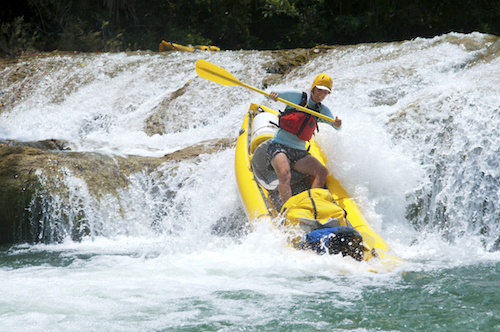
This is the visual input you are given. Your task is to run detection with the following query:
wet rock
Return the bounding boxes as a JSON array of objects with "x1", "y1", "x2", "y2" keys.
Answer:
[
  {"x1": 143, "y1": 81, "x2": 192, "y2": 136},
  {"x1": 0, "y1": 138, "x2": 235, "y2": 245},
  {"x1": 161, "y1": 138, "x2": 235, "y2": 162},
  {"x1": 1, "y1": 139, "x2": 71, "y2": 151},
  {"x1": 261, "y1": 45, "x2": 335, "y2": 88}
]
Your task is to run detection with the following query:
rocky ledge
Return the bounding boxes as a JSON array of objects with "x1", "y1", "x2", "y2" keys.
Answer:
[{"x1": 0, "y1": 138, "x2": 235, "y2": 245}]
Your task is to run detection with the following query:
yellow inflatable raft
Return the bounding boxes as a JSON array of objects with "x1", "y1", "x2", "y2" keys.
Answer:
[
  {"x1": 235, "y1": 103, "x2": 401, "y2": 267},
  {"x1": 159, "y1": 40, "x2": 220, "y2": 52}
]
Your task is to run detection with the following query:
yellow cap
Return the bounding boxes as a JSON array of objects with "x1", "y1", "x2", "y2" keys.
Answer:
[{"x1": 311, "y1": 74, "x2": 332, "y2": 92}]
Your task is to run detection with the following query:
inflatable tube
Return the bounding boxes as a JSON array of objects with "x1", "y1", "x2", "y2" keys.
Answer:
[{"x1": 235, "y1": 103, "x2": 402, "y2": 270}]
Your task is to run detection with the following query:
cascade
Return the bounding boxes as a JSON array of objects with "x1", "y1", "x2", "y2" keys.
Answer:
[{"x1": 1, "y1": 33, "x2": 500, "y2": 250}]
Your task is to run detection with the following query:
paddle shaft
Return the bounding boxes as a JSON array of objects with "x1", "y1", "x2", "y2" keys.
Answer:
[
  {"x1": 195, "y1": 59, "x2": 335, "y2": 123},
  {"x1": 239, "y1": 82, "x2": 335, "y2": 123}
]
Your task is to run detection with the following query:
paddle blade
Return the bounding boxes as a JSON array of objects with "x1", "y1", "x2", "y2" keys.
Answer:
[{"x1": 195, "y1": 59, "x2": 241, "y2": 86}]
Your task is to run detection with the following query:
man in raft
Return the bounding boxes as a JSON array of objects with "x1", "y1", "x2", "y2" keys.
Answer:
[{"x1": 266, "y1": 74, "x2": 342, "y2": 205}]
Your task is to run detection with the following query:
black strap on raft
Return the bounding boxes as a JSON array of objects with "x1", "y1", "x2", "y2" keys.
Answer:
[
  {"x1": 307, "y1": 189, "x2": 318, "y2": 220},
  {"x1": 308, "y1": 188, "x2": 349, "y2": 225}
]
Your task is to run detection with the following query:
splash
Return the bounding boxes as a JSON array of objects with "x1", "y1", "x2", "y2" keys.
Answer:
[{"x1": 1, "y1": 33, "x2": 500, "y2": 256}]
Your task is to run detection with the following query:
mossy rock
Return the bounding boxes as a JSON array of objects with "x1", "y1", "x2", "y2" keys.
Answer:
[
  {"x1": 261, "y1": 45, "x2": 337, "y2": 88},
  {"x1": 0, "y1": 138, "x2": 235, "y2": 245}
]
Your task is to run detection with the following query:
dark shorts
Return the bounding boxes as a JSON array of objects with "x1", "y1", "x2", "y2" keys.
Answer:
[{"x1": 267, "y1": 142, "x2": 310, "y2": 170}]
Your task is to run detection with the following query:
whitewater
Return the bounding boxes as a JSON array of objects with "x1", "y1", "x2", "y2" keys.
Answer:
[{"x1": 1, "y1": 32, "x2": 500, "y2": 331}]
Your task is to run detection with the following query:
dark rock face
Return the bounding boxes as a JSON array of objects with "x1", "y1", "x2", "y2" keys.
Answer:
[{"x1": 0, "y1": 138, "x2": 235, "y2": 245}]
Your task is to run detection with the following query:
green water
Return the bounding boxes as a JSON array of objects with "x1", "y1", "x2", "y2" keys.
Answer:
[{"x1": 1, "y1": 243, "x2": 499, "y2": 332}]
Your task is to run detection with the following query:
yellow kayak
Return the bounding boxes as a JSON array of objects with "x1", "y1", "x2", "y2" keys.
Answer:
[
  {"x1": 159, "y1": 40, "x2": 220, "y2": 52},
  {"x1": 235, "y1": 103, "x2": 401, "y2": 267}
]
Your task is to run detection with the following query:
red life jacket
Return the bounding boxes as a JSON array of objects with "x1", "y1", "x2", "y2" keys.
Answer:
[{"x1": 278, "y1": 92, "x2": 320, "y2": 141}]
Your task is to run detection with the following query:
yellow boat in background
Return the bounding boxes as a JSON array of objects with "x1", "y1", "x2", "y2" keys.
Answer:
[
  {"x1": 159, "y1": 40, "x2": 220, "y2": 52},
  {"x1": 236, "y1": 103, "x2": 401, "y2": 268}
]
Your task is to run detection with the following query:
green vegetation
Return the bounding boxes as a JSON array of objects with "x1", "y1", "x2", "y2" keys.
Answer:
[{"x1": 1, "y1": 0, "x2": 500, "y2": 55}]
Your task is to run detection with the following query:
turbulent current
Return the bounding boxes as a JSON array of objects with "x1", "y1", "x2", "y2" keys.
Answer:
[{"x1": 1, "y1": 32, "x2": 500, "y2": 331}]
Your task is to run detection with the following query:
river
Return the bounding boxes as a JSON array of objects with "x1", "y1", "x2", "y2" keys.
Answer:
[{"x1": 1, "y1": 32, "x2": 500, "y2": 331}]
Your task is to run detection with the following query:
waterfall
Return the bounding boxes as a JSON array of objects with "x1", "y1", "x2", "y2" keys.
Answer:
[{"x1": 1, "y1": 33, "x2": 500, "y2": 251}]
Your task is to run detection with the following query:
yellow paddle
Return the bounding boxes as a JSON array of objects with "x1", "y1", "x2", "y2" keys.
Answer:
[{"x1": 195, "y1": 59, "x2": 336, "y2": 123}]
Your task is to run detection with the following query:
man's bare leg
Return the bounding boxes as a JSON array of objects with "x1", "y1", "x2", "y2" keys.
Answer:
[
  {"x1": 292, "y1": 155, "x2": 328, "y2": 189},
  {"x1": 270, "y1": 152, "x2": 292, "y2": 204}
]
